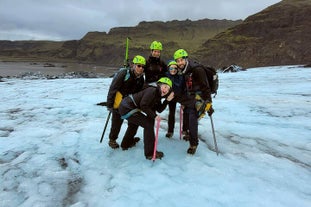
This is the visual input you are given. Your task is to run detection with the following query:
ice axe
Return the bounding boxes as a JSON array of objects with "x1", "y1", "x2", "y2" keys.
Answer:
[{"x1": 209, "y1": 115, "x2": 219, "y2": 156}]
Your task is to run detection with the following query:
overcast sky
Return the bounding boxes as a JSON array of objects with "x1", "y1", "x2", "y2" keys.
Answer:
[{"x1": 0, "y1": 0, "x2": 281, "y2": 41}]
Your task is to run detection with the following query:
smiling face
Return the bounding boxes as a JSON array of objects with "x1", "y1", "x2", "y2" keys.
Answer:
[
  {"x1": 169, "y1": 64, "x2": 178, "y2": 75},
  {"x1": 160, "y1": 84, "x2": 171, "y2": 96},
  {"x1": 133, "y1": 64, "x2": 145, "y2": 76},
  {"x1": 176, "y1": 58, "x2": 186, "y2": 70},
  {"x1": 151, "y1": 50, "x2": 161, "y2": 58}
]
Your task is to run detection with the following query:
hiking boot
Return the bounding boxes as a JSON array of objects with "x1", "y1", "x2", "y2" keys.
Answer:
[
  {"x1": 182, "y1": 131, "x2": 188, "y2": 135},
  {"x1": 182, "y1": 131, "x2": 190, "y2": 141},
  {"x1": 121, "y1": 137, "x2": 140, "y2": 150},
  {"x1": 133, "y1": 137, "x2": 140, "y2": 144},
  {"x1": 165, "y1": 132, "x2": 173, "y2": 138},
  {"x1": 187, "y1": 145, "x2": 197, "y2": 155},
  {"x1": 108, "y1": 139, "x2": 119, "y2": 149},
  {"x1": 146, "y1": 151, "x2": 164, "y2": 160}
]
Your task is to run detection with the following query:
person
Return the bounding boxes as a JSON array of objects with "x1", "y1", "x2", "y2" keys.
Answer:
[
  {"x1": 173, "y1": 49, "x2": 214, "y2": 155},
  {"x1": 118, "y1": 77, "x2": 174, "y2": 160},
  {"x1": 106, "y1": 55, "x2": 146, "y2": 150},
  {"x1": 144, "y1": 41, "x2": 168, "y2": 84},
  {"x1": 164, "y1": 60, "x2": 189, "y2": 139}
]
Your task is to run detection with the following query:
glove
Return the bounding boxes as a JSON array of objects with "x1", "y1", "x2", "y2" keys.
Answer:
[
  {"x1": 207, "y1": 105, "x2": 214, "y2": 116},
  {"x1": 197, "y1": 101, "x2": 212, "y2": 120},
  {"x1": 107, "y1": 107, "x2": 113, "y2": 112},
  {"x1": 195, "y1": 94, "x2": 202, "y2": 101},
  {"x1": 195, "y1": 94, "x2": 204, "y2": 112},
  {"x1": 195, "y1": 100, "x2": 203, "y2": 112}
]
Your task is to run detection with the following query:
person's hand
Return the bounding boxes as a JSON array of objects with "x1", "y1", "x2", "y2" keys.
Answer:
[
  {"x1": 197, "y1": 101, "x2": 212, "y2": 119},
  {"x1": 155, "y1": 115, "x2": 161, "y2": 122},
  {"x1": 107, "y1": 107, "x2": 113, "y2": 112},
  {"x1": 195, "y1": 94, "x2": 202, "y2": 101},
  {"x1": 207, "y1": 105, "x2": 214, "y2": 116},
  {"x1": 167, "y1": 91, "x2": 174, "y2": 101}
]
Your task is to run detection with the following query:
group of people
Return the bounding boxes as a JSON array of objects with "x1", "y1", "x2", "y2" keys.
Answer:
[{"x1": 106, "y1": 41, "x2": 214, "y2": 160}]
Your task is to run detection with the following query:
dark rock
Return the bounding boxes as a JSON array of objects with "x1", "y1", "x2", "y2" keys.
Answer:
[
  {"x1": 221, "y1": 65, "x2": 246, "y2": 73},
  {"x1": 195, "y1": 0, "x2": 311, "y2": 68},
  {"x1": 43, "y1": 63, "x2": 55, "y2": 67},
  {"x1": 12, "y1": 71, "x2": 104, "y2": 80}
]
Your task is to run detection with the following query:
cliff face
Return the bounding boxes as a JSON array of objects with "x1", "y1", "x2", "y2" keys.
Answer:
[
  {"x1": 0, "y1": 19, "x2": 241, "y2": 66},
  {"x1": 68, "y1": 19, "x2": 242, "y2": 66},
  {"x1": 194, "y1": 0, "x2": 311, "y2": 68},
  {"x1": 0, "y1": 40, "x2": 63, "y2": 59}
]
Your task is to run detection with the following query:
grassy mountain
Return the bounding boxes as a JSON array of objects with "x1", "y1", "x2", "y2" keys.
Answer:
[
  {"x1": 0, "y1": 19, "x2": 241, "y2": 67},
  {"x1": 0, "y1": 0, "x2": 309, "y2": 69},
  {"x1": 81, "y1": 19, "x2": 241, "y2": 63},
  {"x1": 0, "y1": 40, "x2": 64, "y2": 61},
  {"x1": 194, "y1": 0, "x2": 311, "y2": 68}
]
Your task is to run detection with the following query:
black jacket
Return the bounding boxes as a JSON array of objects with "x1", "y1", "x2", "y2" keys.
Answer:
[
  {"x1": 107, "y1": 68, "x2": 144, "y2": 108},
  {"x1": 144, "y1": 56, "x2": 168, "y2": 83},
  {"x1": 183, "y1": 60, "x2": 212, "y2": 102},
  {"x1": 119, "y1": 86, "x2": 168, "y2": 119}
]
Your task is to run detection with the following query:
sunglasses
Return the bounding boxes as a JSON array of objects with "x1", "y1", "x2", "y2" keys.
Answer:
[
  {"x1": 169, "y1": 67, "x2": 177, "y2": 70},
  {"x1": 136, "y1": 64, "x2": 145, "y2": 68}
]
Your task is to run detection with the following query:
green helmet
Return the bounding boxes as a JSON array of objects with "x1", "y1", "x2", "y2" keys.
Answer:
[
  {"x1": 132, "y1": 55, "x2": 146, "y2": 65},
  {"x1": 150, "y1": 41, "x2": 163, "y2": 51},
  {"x1": 157, "y1": 77, "x2": 172, "y2": 88},
  {"x1": 174, "y1": 49, "x2": 188, "y2": 60},
  {"x1": 167, "y1": 60, "x2": 177, "y2": 67}
]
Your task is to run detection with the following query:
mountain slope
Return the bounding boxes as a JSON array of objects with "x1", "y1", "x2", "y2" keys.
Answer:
[
  {"x1": 0, "y1": 0, "x2": 310, "y2": 69},
  {"x1": 0, "y1": 19, "x2": 241, "y2": 66},
  {"x1": 194, "y1": 0, "x2": 311, "y2": 68},
  {"x1": 74, "y1": 19, "x2": 242, "y2": 66}
]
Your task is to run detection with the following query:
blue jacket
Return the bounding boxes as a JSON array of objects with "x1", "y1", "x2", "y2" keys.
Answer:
[{"x1": 166, "y1": 71, "x2": 185, "y2": 96}]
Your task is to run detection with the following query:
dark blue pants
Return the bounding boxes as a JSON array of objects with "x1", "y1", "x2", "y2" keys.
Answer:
[
  {"x1": 168, "y1": 101, "x2": 189, "y2": 133},
  {"x1": 185, "y1": 105, "x2": 199, "y2": 146},
  {"x1": 178, "y1": 94, "x2": 199, "y2": 146},
  {"x1": 168, "y1": 101, "x2": 177, "y2": 133}
]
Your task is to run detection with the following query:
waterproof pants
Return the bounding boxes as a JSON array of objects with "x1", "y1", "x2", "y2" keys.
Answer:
[
  {"x1": 167, "y1": 101, "x2": 177, "y2": 133},
  {"x1": 178, "y1": 94, "x2": 200, "y2": 146},
  {"x1": 121, "y1": 123, "x2": 139, "y2": 148},
  {"x1": 168, "y1": 101, "x2": 189, "y2": 133},
  {"x1": 108, "y1": 109, "x2": 124, "y2": 141},
  {"x1": 125, "y1": 112, "x2": 155, "y2": 157},
  {"x1": 184, "y1": 106, "x2": 199, "y2": 146}
]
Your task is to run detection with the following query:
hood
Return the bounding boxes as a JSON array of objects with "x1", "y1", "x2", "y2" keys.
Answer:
[{"x1": 182, "y1": 59, "x2": 201, "y2": 74}]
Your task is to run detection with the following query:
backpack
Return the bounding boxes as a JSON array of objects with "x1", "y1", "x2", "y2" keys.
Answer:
[
  {"x1": 111, "y1": 67, "x2": 131, "y2": 81},
  {"x1": 202, "y1": 65, "x2": 219, "y2": 97},
  {"x1": 110, "y1": 68, "x2": 131, "y2": 109},
  {"x1": 186, "y1": 63, "x2": 219, "y2": 98}
]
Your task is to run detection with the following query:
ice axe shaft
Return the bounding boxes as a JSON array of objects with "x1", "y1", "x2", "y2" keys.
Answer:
[
  {"x1": 124, "y1": 37, "x2": 131, "y2": 68},
  {"x1": 152, "y1": 118, "x2": 161, "y2": 161},
  {"x1": 99, "y1": 111, "x2": 112, "y2": 143},
  {"x1": 210, "y1": 115, "x2": 219, "y2": 156},
  {"x1": 180, "y1": 105, "x2": 183, "y2": 140}
]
